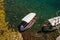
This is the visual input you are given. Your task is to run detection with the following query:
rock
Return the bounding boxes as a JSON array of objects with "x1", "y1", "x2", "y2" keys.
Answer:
[{"x1": 56, "y1": 36, "x2": 60, "y2": 40}]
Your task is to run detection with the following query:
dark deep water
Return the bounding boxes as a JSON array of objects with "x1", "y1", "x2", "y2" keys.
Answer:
[{"x1": 4, "y1": 0, "x2": 60, "y2": 31}]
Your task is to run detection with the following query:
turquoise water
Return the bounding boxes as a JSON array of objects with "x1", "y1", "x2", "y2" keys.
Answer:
[{"x1": 4, "y1": 0, "x2": 60, "y2": 31}]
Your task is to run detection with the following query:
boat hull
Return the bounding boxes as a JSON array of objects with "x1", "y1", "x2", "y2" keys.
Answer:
[{"x1": 19, "y1": 20, "x2": 36, "y2": 32}]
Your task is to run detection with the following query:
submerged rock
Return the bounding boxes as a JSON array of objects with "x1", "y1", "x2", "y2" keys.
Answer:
[{"x1": 0, "y1": 0, "x2": 23, "y2": 40}]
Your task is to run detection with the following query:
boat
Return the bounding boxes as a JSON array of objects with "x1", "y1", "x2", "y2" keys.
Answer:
[
  {"x1": 48, "y1": 16, "x2": 60, "y2": 26},
  {"x1": 18, "y1": 13, "x2": 36, "y2": 32},
  {"x1": 44, "y1": 16, "x2": 60, "y2": 32},
  {"x1": 38, "y1": 16, "x2": 60, "y2": 32}
]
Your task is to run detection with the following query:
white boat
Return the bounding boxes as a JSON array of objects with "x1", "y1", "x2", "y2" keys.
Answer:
[
  {"x1": 48, "y1": 16, "x2": 60, "y2": 26},
  {"x1": 18, "y1": 13, "x2": 36, "y2": 31}
]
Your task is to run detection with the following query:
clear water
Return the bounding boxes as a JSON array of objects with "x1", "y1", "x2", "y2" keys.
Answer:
[{"x1": 4, "y1": 0, "x2": 60, "y2": 31}]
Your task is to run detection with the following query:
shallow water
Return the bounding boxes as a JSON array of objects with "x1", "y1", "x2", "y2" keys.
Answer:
[
  {"x1": 3, "y1": 0, "x2": 60, "y2": 40},
  {"x1": 4, "y1": 0, "x2": 60, "y2": 29}
]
